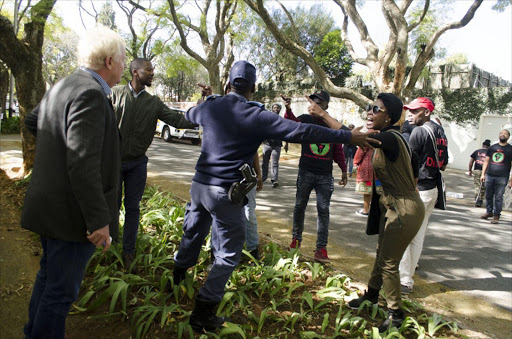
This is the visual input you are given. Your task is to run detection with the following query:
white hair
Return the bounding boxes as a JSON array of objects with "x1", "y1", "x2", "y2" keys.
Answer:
[{"x1": 77, "y1": 25, "x2": 126, "y2": 71}]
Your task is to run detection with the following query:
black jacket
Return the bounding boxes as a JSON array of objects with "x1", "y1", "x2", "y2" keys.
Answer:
[{"x1": 21, "y1": 69, "x2": 121, "y2": 242}]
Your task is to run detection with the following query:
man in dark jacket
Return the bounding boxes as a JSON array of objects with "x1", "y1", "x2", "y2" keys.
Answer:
[
  {"x1": 172, "y1": 60, "x2": 377, "y2": 333},
  {"x1": 111, "y1": 58, "x2": 196, "y2": 268},
  {"x1": 21, "y1": 26, "x2": 126, "y2": 338}
]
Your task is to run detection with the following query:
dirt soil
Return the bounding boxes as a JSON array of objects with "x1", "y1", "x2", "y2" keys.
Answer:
[{"x1": 0, "y1": 160, "x2": 510, "y2": 338}]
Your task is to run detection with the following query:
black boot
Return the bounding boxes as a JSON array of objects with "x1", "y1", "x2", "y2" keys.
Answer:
[
  {"x1": 173, "y1": 266, "x2": 187, "y2": 285},
  {"x1": 249, "y1": 249, "x2": 260, "y2": 261},
  {"x1": 165, "y1": 266, "x2": 187, "y2": 292},
  {"x1": 378, "y1": 308, "x2": 405, "y2": 333},
  {"x1": 189, "y1": 297, "x2": 231, "y2": 332},
  {"x1": 348, "y1": 287, "x2": 379, "y2": 309}
]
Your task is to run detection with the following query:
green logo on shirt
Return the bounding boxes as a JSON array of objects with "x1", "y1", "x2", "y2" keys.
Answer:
[
  {"x1": 310, "y1": 143, "x2": 330, "y2": 156},
  {"x1": 492, "y1": 152, "x2": 505, "y2": 163}
]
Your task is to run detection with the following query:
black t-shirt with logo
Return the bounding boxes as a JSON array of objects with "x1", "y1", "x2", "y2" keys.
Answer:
[
  {"x1": 470, "y1": 148, "x2": 488, "y2": 171},
  {"x1": 408, "y1": 121, "x2": 449, "y2": 191},
  {"x1": 486, "y1": 143, "x2": 512, "y2": 178},
  {"x1": 296, "y1": 114, "x2": 335, "y2": 175}
]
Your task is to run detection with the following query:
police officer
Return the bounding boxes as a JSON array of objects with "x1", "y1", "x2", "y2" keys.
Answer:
[{"x1": 172, "y1": 60, "x2": 378, "y2": 332}]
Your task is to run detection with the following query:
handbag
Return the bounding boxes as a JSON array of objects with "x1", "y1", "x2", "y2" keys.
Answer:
[
  {"x1": 422, "y1": 125, "x2": 446, "y2": 210},
  {"x1": 366, "y1": 185, "x2": 381, "y2": 235}
]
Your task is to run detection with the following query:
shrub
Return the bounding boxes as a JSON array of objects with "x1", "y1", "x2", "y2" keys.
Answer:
[{"x1": 1, "y1": 116, "x2": 21, "y2": 134}]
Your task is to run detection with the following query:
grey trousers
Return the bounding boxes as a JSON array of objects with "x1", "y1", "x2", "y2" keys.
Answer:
[{"x1": 261, "y1": 144, "x2": 281, "y2": 182}]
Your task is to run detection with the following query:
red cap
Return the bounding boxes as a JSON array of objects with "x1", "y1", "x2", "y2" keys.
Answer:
[{"x1": 404, "y1": 97, "x2": 434, "y2": 112}]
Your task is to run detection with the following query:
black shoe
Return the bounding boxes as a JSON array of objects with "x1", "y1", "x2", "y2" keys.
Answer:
[
  {"x1": 475, "y1": 199, "x2": 483, "y2": 207},
  {"x1": 348, "y1": 288, "x2": 379, "y2": 309},
  {"x1": 378, "y1": 308, "x2": 405, "y2": 333},
  {"x1": 189, "y1": 297, "x2": 231, "y2": 332},
  {"x1": 272, "y1": 181, "x2": 279, "y2": 188},
  {"x1": 122, "y1": 252, "x2": 135, "y2": 272},
  {"x1": 173, "y1": 266, "x2": 187, "y2": 285},
  {"x1": 165, "y1": 266, "x2": 187, "y2": 292},
  {"x1": 249, "y1": 249, "x2": 260, "y2": 261}
]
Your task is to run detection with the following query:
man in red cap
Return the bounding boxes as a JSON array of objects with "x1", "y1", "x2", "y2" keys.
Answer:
[{"x1": 399, "y1": 97, "x2": 448, "y2": 294}]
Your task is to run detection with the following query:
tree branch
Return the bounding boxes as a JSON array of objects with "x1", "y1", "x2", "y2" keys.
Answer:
[
  {"x1": 333, "y1": 0, "x2": 379, "y2": 62},
  {"x1": 277, "y1": 1, "x2": 299, "y2": 42},
  {"x1": 399, "y1": 0, "x2": 414, "y2": 14},
  {"x1": 244, "y1": 0, "x2": 371, "y2": 106},
  {"x1": 407, "y1": 0, "x2": 429, "y2": 32},
  {"x1": 167, "y1": 0, "x2": 207, "y2": 68},
  {"x1": 404, "y1": 0, "x2": 484, "y2": 96}
]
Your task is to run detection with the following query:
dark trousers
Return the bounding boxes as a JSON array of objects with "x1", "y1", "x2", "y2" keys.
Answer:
[
  {"x1": 24, "y1": 237, "x2": 95, "y2": 339},
  {"x1": 485, "y1": 174, "x2": 508, "y2": 216},
  {"x1": 292, "y1": 168, "x2": 334, "y2": 250},
  {"x1": 119, "y1": 156, "x2": 148, "y2": 254},
  {"x1": 174, "y1": 181, "x2": 246, "y2": 302}
]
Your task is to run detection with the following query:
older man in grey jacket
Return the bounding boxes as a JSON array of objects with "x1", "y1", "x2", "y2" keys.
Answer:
[{"x1": 21, "y1": 26, "x2": 126, "y2": 339}]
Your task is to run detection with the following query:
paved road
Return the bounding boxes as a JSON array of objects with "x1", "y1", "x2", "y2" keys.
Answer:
[{"x1": 146, "y1": 137, "x2": 512, "y2": 311}]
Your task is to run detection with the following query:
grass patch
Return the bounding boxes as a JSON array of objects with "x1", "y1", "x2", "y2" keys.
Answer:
[{"x1": 76, "y1": 185, "x2": 461, "y2": 338}]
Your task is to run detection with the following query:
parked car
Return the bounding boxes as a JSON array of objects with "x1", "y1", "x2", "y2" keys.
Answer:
[{"x1": 155, "y1": 109, "x2": 202, "y2": 145}]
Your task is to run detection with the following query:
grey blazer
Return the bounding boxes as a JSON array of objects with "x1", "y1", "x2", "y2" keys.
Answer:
[{"x1": 21, "y1": 69, "x2": 121, "y2": 242}]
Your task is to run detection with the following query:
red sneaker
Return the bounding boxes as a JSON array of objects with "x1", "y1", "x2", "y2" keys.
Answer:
[
  {"x1": 314, "y1": 248, "x2": 330, "y2": 263},
  {"x1": 289, "y1": 237, "x2": 301, "y2": 249}
]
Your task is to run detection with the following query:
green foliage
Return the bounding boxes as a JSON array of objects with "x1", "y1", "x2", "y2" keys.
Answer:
[
  {"x1": 444, "y1": 53, "x2": 469, "y2": 65},
  {"x1": 407, "y1": 2, "x2": 450, "y2": 62},
  {"x1": 97, "y1": 1, "x2": 117, "y2": 30},
  {"x1": 247, "y1": 4, "x2": 336, "y2": 82},
  {"x1": 1, "y1": 116, "x2": 20, "y2": 134},
  {"x1": 76, "y1": 185, "x2": 462, "y2": 338},
  {"x1": 153, "y1": 42, "x2": 208, "y2": 102},
  {"x1": 438, "y1": 87, "x2": 512, "y2": 125},
  {"x1": 492, "y1": 0, "x2": 512, "y2": 12},
  {"x1": 313, "y1": 30, "x2": 353, "y2": 86},
  {"x1": 42, "y1": 12, "x2": 79, "y2": 85}
]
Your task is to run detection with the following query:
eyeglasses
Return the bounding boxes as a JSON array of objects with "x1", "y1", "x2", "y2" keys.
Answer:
[{"x1": 366, "y1": 104, "x2": 386, "y2": 114}]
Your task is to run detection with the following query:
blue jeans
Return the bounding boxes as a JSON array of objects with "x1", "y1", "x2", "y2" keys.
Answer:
[
  {"x1": 24, "y1": 237, "x2": 95, "y2": 339},
  {"x1": 345, "y1": 148, "x2": 354, "y2": 174},
  {"x1": 261, "y1": 144, "x2": 281, "y2": 182},
  {"x1": 174, "y1": 181, "x2": 246, "y2": 302},
  {"x1": 119, "y1": 155, "x2": 148, "y2": 254},
  {"x1": 485, "y1": 174, "x2": 508, "y2": 216},
  {"x1": 244, "y1": 187, "x2": 259, "y2": 251},
  {"x1": 292, "y1": 168, "x2": 334, "y2": 250}
]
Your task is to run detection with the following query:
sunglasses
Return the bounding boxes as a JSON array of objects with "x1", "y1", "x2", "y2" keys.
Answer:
[{"x1": 366, "y1": 104, "x2": 386, "y2": 114}]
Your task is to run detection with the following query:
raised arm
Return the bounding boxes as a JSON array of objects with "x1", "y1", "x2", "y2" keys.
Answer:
[{"x1": 305, "y1": 96, "x2": 380, "y2": 149}]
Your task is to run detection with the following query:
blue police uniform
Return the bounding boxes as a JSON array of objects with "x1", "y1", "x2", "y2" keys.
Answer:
[{"x1": 174, "y1": 91, "x2": 353, "y2": 303}]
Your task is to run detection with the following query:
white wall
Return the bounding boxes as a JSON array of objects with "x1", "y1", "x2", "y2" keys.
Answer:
[
  {"x1": 266, "y1": 96, "x2": 512, "y2": 171},
  {"x1": 443, "y1": 115, "x2": 512, "y2": 170}
]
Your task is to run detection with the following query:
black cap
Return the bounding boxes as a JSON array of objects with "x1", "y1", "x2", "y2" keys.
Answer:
[
  {"x1": 377, "y1": 93, "x2": 403, "y2": 124},
  {"x1": 309, "y1": 90, "x2": 330, "y2": 104},
  {"x1": 229, "y1": 61, "x2": 256, "y2": 88},
  {"x1": 483, "y1": 139, "x2": 491, "y2": 146}
]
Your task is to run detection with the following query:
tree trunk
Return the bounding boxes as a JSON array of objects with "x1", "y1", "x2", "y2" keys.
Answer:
[
  {"x1": 0, "y1": 0, "x2": 56, "y2": 174},
  {"x1": 0, "y1": 63, "x2": 9, "y2": 120}
]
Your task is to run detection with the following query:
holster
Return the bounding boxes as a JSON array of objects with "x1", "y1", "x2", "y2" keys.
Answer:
[{"x1": 228, "y1": 164, "x2": 257, "y2": 207}]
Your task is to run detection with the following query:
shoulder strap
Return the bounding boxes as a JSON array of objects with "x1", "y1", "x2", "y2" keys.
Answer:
[{"x1": 390, "y1": 130, "x2": 412, "y2": 159}]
